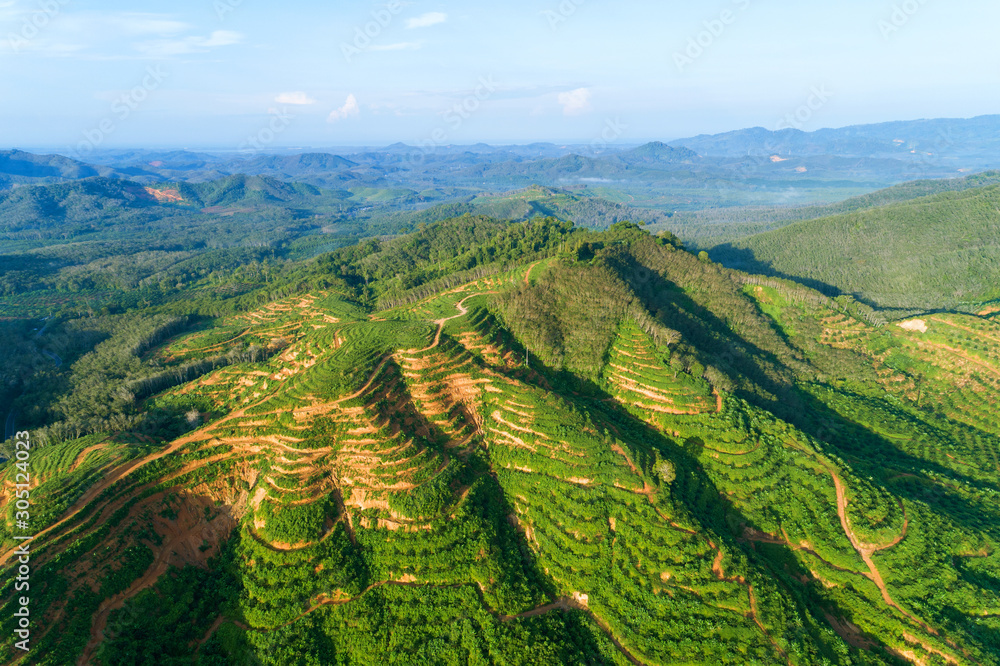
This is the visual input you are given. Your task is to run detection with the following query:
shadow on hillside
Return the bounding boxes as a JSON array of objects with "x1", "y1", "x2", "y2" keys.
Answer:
[
  {"x1": 606, "y1": 250, "x2": 810, "y2": 420},
  {"x1": 513, "y1": 352, "x2": 999, "y2": 661},
  {"x1": 790, "y1": 386, "x2": 1000, "y2": 538},
  {"x1": 708, "y1": 244, "x2": 846, "y2": 298},
  {"x1": 483, "y1": 271, "x2": 995, "y2": 656},
  {"x1": 487, "y1": 347, "x2": 892, "y2": 661},
  {"x1": 359, "y1": 352, "x2": 561, "y2": 605}
]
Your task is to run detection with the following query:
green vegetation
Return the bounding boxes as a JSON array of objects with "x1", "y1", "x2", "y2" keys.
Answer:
[
  {"x1": 712, "y1": 183, "x2": 1000, "y2": 311},
  {"x1": 358, "y1": 185, "x2": 676, "y2": 234},
  {"x1": 1, "y1": 206, "x2": 999, "y2": 665},
  {"x1": 654, "y1": 169, "x2": 1000, "y2": 247}
]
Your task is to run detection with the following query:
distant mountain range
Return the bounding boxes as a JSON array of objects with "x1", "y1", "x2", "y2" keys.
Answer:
[
  {"x1": 2, "y1": 115, "x2": 998, "y2": 221},
  {"x1": 0, "y1": 149, "x2": 119, "y2": 187},
  {"x1": 670, "y1": 114, "x2": 1000, "y2": 163},
  {"x1": 5, "y1": 115, "x2": 995, "y2": 188}
]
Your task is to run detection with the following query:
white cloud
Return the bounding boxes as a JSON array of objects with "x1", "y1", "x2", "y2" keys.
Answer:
[
  {"x1": 406, "y1": 12, "x2": 447, "y2": 29},
  {"x1": 370, "y1": 42, "x2": 422, "y2": 52},
  {"x1": 275, "y1": 92, "x2": 316, "y2": 105},
  {"x1": 0, "y1": 10, "x2": 244, "y2": 59},
  {"x1": 558, "y1": 88, "x2": 592, "y2": 116},
  {"x1": 134, "y1": 30, "x2": 242, "y2": 57},
  {"x1": 202, "y1": 30, "x2": 242, "y2": 47},
  {"x1": 108, "y1": 14, "x2": 190, "y2": 36},
  {"x1": 328, "y1": 94, "x2": 360, "y2": 122}
]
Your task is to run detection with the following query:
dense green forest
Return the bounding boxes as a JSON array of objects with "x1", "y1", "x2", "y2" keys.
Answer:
[
  {"x1": 345, "y1": 185, "x2": 676, "y2": 235},
  {"x1": 0, "y1": 177, "x2": 678, "y2": 327},
  {"x1": 710, "y1": 182, "x2": 1000, "y2": 312},
  {"x1": 0, "y1": 204, "x2": 998, "y2": 665},
  {"x1": 654, "y1": 170, "x2": 1000, "y2": 247}
]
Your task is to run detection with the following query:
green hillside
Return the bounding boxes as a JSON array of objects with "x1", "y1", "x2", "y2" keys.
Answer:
[
  {"x1": 710, "y1": 183, "x2": 1000, "y2": 311},
  {"x1": 355, "y1": 185, "x2": 674, "y2": 231},
  {"x1": 657, "y1": 170, "x2": 1000, "y2": 247},
  {"x1": 1, "y1": 217, "x2": 999, "y2": 665}
]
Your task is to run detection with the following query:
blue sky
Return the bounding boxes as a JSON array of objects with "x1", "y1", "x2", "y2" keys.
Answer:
[{"x1": 1, "y1": 0, "x2": 998, "y2": 151}]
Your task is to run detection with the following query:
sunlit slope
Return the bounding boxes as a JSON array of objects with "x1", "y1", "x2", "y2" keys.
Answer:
[
  {"x1": 712, "y1": 183, "x2": 1000, "y2": 311},
  {"x1": 1, "y1": 221, "x2": 999, "y2": 665},
  {"x1": 603, "y1": 317, "x2": 718, "y2": 418}
]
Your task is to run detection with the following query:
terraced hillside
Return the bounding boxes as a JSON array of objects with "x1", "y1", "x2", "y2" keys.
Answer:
[{"x1": 1, "y1": 220, "x2": 999, "y2": 665}]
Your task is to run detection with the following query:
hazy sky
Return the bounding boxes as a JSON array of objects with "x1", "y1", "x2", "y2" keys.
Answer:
[{"x1": 2, "y1": 0, "x2": 998, "y2": 151}]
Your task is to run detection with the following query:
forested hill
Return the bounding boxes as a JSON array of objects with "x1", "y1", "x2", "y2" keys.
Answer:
[
  {"x1": 0, "y1": 175, "x2": 337, "y2": 236},
  {"x1": 810, "y1": 169, "x2": 1000, "y2": 213},
  {"x1": 0, "y1": 149, "x2": 123, "y2": 187},
  {"x1": 659, "y1": 170, "x2": 1000, "y2": 247},
  {"x1": 0, "y1": 176, "x2": 360, "y2": 310},
  {"x1": 710, "y1": 182, "x2": 1000, "y2": 312},
  {"x1": 355, "y1": 185, "x2": 675, "y2": 231},
  {"x1": 669, "y1": 114, "x2": 1000, "y2": 162},
  {"x1": 2, "y1": 215, "x2": 999, "y2": 664}
]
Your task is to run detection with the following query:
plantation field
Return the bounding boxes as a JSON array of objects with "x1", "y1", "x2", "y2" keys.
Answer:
[{"x1": 1, "y1": 219, "x2": 998, "y2": 664}]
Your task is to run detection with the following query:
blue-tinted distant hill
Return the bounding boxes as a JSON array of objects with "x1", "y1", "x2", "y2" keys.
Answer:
[
  {"x1": 670, "y1": 114, "x2": 1000, "y2": 163},
  {"x1": 8, "y1": 115, "x2": 1000, "y2": 210},
  {"x1": 0, "y1": 150, "x2": 128, "y2": 187},
  {"x1": 615, "y1": 141, "x2": 698, "y2": 166}
]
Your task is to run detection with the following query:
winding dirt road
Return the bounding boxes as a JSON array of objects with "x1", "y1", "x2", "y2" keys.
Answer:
[
  {"x1": 524, "y1": 261, "x2": 542, "y2": 286},
  {"x1": 824, "y1": 468, "x2": 963, "y2": 664},
  {"x1": 413, "y1": 293, "x2": 485, "y2": 353},
  {"x1": 829, "y1": 474, "x2": 928, "y2": 628}
]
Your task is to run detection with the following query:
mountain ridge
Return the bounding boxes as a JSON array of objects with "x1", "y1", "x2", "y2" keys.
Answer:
[
  {"x1": 2, "y1": 216, "x2": 999, "y2": 664},
  {"x1": 669, "y1": 114, "x2": 1000, "y2": 161}
]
